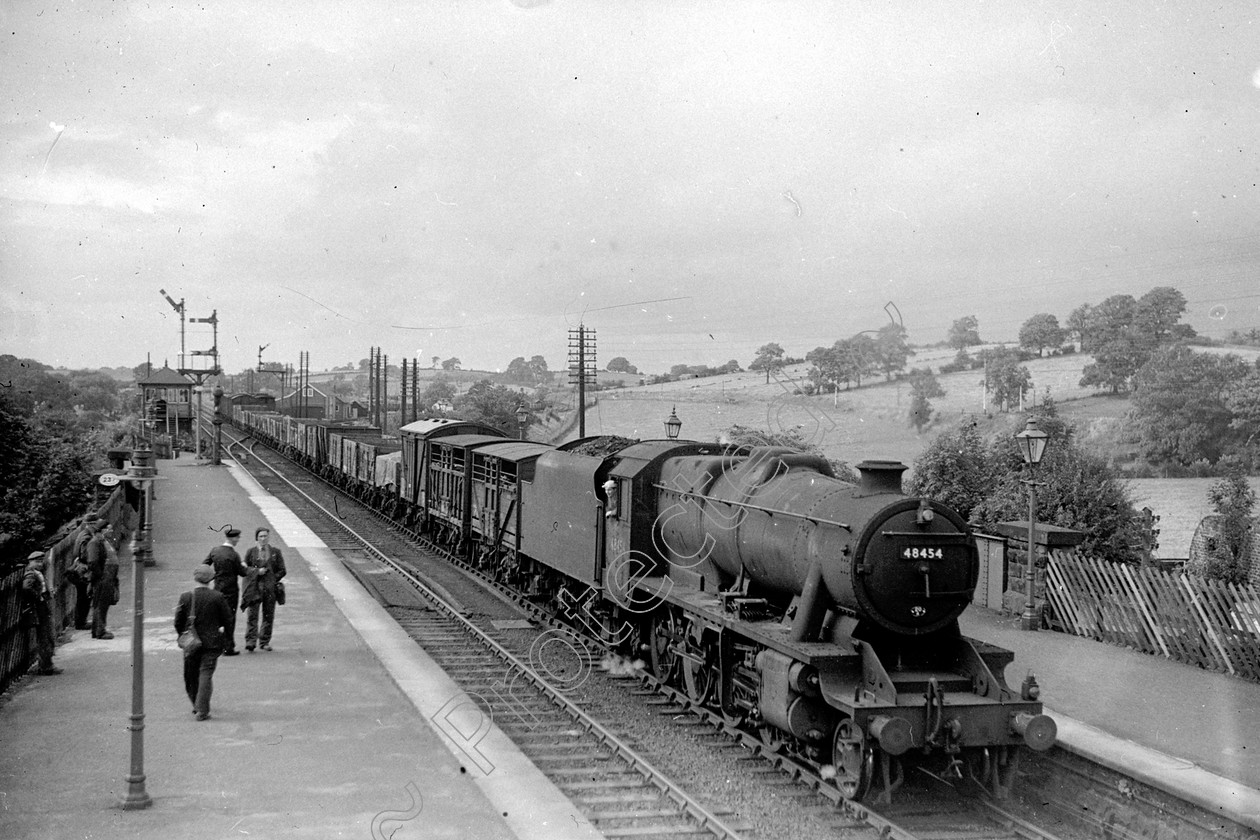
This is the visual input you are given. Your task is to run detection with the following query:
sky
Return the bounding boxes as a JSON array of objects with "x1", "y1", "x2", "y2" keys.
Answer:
[{"x1": 3, "y1": 1, "x2": 1260, "y2": 376}]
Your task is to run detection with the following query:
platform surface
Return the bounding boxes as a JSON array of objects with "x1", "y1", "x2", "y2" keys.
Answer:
[
  {"x1": 961, "y1": 604, "x2": 1260, "y2": 830},
  {"x1": 0, "y1": 457, "x2": 601, "y2": 840}
]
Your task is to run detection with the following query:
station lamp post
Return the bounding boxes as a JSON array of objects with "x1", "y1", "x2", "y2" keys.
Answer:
[
  {"x1": 1015, "y1": 417, "x2": 1050, "y2": 631},
  {"x1": 212, "y1": 385, "x2": 224, "y2": 465},
  {"x1": 191, "y1": 386, "x2": 204, "y2": 460},
  {"x1": 112, "y1": 441, "x2": 165, "y2": 809},
  {"x1": 664, "y1": 405, "x2": 682, "y2": 440},
  {"x1": 515, "y1": 403, "x2": 530, "y2": 440}
]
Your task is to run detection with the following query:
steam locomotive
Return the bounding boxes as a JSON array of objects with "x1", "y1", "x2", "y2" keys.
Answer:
[{"x1": 234, "y1": 410, "x2": 1055, "y2": 802}]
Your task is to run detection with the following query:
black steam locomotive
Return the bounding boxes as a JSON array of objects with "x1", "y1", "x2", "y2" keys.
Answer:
[{"x1": 235, "y1": 411, "x2": 1055, "y2": 801}]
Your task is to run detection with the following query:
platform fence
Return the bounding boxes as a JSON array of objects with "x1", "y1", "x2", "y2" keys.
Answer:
[
  {"x1": 1045, "y1": 551, "x2": 1260, "y2": 682},
  {"x1": 0, "y1": 489, "x2": 135, "y2": 695}
]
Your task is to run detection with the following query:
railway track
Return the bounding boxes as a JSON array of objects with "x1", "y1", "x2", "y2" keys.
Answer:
[
  {"x1": 219, "y1": 421, "x2": 1229, "y2": 840},
  {"x1": 222, "y1": 429, "x2": 749, "y2": 840}
]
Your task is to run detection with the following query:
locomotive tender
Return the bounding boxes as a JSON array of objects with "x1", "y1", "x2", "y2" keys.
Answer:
[{"x1": 234, "y1": 409, "x2": 1055, "y2": 801}]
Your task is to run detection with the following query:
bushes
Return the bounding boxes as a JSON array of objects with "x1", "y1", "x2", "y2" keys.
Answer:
[
  {"x1": 908, "y1": 400, "x2": 1148, "y2": 563},
  {"x1": 0, "y1": 392, "x2": 104, "y2": 555}
]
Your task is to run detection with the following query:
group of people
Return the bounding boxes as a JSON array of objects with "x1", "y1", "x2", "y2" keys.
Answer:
[
  {"x1": 20, "y1": 517, "x2": 124, "y2": 676},
  {"x1": 174, "y1": 526, "x2": 287, "y2": 721},
  {"x1": 71, "y1": 518, "x2": 122, "y2": 639}
]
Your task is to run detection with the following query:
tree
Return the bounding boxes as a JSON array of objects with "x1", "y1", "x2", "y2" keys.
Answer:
[
  {"x1": 441, "y1": 357, "x2": 461, "y2": 371},
  {"x1": 873, "y1": 323, "x2": 912, "y2": 381},
  {"x1": 1129, "y1": 345, "x2": 1249, "y2": 465},
  {"x1": 1079, "y1": 334, "x2": 1147, "y2": 394},
  {"x1": 431, "y1": 356, "x2": 440, "y2": 370},
  {"x1": 0, "y1": 389, "x2": 99, "y2": 552},
  {"x1": 1066, "y1": 304, "x2": 1094, "y2": 350},
  {"x1": 1226, "y1": 360, "x2": 1260, "y2": 459},
  {"x1": 907, "y1": 368, "x2": 945, "y2": 432},
  {"x1": 505, "y1": 356, "x2": 534, "y2": 384},
  {"x1": 906, "y1": 422, "x2": 994, "y2": 520},
  {"x1": 749, "y1": 342, "x2": 786, "y2": 383},
  {"x1": 1080, "y1": 294, "x2": 1137, "y2": 350},
  {"x1": 1190, "y1": 461, "x2": 1256, "y2": 583},
  {"x1": 717, "y1": 359, "x2": 742, "y2": 374},
  {"x1": 456, "y1": 380, "x2": 528, "y2": 434},
  {"x1": 843, "y1": 333, "x2": 878, "y2": 388},
  {"x1": 528, "y1": 355, "x2": 551, "y2": 384},
  {"x1": 912, "y1": 407, "x2": 1147, "y2": 563},
  {"x1": 1018, "y1": 313, "x2": 1065, "y2": 357},
  {"x1": 607, "y1": 357, "x2": 638, "y2": 375},
  {"x1": 947, "y1": 316, "x2": 981, "y2": 350},
  {"x1": 806, "y1": 344, "x2": 840, "y2": 392},
  {"x1": 984, "y1": 350, "x2": 1032, "y2": 412},
  {"x1": 1134, "y1": 286, "x2": 1192, "y2": 349},
  {"x1": 421, "y1": 378, "x2": 456, "y2": 410},
  {"x1": 806, "y1": 336, "x2": 877, "y2": 392}
]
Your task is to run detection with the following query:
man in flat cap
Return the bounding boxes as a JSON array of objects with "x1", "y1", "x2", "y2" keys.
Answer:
[
  {"x1": 175, "y1": 565, "x2": 231, "y2": 720},
  {"x1": 21, "y1": 552, "x2": 61, "y2": 675},
  {"x1": 202, "y1": 527, "x2": 247, "y2": 655}
]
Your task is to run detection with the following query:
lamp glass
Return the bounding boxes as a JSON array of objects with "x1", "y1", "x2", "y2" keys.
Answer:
[
  {"x1": 1016, "y1": 419, "x2": 1049, "y2": 465},
  {"x1": 664, "y1": 406, "x2": 682, "y2": 440}
]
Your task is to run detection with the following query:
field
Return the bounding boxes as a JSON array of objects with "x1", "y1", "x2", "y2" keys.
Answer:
[
  {"x1": 547, "y1": 345, "x2": 1260, "y2": 562},
  {"x1": 560, "y1": 348, "x2": 1108, "y2": 471}
]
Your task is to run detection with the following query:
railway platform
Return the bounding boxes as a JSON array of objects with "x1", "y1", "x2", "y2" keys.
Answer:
[
  {"x1": 0, "y1": 457, "x2": 601, "y2": 840},
  {"x1": 5, "y1": 451, "x2": 1259, "y2": 838},
  {"x1": 960, "y1": 606, "x2": 1260, "y2": 831}
]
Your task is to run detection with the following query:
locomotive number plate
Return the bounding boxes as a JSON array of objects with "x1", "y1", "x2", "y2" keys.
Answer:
[{"x1": 902, "y1": 546, "x2": 944, "y2": 560}]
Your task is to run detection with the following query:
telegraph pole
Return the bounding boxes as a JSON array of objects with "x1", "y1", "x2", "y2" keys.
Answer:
[{"x1": 567, "y1": 325, "x2": 597, "y2": 438}]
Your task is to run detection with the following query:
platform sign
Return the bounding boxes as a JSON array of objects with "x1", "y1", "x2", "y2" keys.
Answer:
[{"x1": 98, "y1": 473, "x2": 121, "y2": 487}]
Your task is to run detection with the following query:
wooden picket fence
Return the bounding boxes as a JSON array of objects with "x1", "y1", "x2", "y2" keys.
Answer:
[{"x1": 1044, "y1": 552, "x2": 1260, "y2": 681}]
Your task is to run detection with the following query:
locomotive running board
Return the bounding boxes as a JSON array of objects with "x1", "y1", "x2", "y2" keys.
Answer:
[{"x1": 636, "y1": 577, "x2": 858, "y2": 669}]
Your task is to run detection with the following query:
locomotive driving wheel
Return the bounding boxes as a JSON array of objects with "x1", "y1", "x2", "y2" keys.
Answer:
[
  {"x1": 833, "y1": 719, "x2": 874, "y2": 801},
  {"x1": 648, "y1": 609, "x2": 683, "y2": 685},
  {"x1": 681, "y1": 633, "x2": 720, "y2": 706}
]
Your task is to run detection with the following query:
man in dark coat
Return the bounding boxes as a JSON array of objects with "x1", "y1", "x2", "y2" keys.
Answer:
[
  {"x1": 202, "y1": 527, "x2": 246, "y2": 655},
  {"x1": 88, "y1": 523, "x2": 120, "y2": 639},
  {"x1": 241, "y1": 526, "x2": 287, "y2": 652},
  {"x1": 71, "y1": 520, "x2": 98, "y2": 630},
  {"x1": 21, "y1": 552, "x2": 62, "y2": 675},
  {"x1": 174, "y1": 566, "x2": 232, "y2": 720}
]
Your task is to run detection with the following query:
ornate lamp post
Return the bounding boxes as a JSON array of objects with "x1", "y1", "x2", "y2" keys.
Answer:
[
  {"x1": 1015, "y1": 417, "x2": 1050, "y2": 631},
  {"x1": 115, "y1": 442, "x2": 165, "y2": 809},
  {"x1": 516, "y1": 403, "x2": 530, "y2": 440},
  {"x1": 664, "y1": 405, "x2": 682, "y2": 440},
  {"x1": 191, "y1": 386, "x2": 204, "y2": 460},
  {"x1": 211, "y1": 385, "x2": 224, "y2": 465}
]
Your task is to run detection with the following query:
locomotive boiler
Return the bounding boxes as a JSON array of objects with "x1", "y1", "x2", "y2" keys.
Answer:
[{"x1": 626, "y1": 445, "x2": 1055, "y2": 801}]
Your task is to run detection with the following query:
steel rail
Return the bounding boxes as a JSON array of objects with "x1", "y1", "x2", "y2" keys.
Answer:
[{"x1": 220, "y1": 425, "x2": 748, "y2": 840}]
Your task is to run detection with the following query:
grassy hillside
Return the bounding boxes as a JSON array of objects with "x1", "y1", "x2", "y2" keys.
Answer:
[{"x1": 553, "y1": 349, "x2": 1110, "y2": 474}]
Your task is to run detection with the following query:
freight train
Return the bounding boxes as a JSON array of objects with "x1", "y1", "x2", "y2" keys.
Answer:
[{"x1": 233, "y1": 409, "x2": 1055, "y2": 802}]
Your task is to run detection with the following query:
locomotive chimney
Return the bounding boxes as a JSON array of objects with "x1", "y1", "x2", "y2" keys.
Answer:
[{"x1": 855, "y1": 460, "x2": 907, "y2": 495}]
